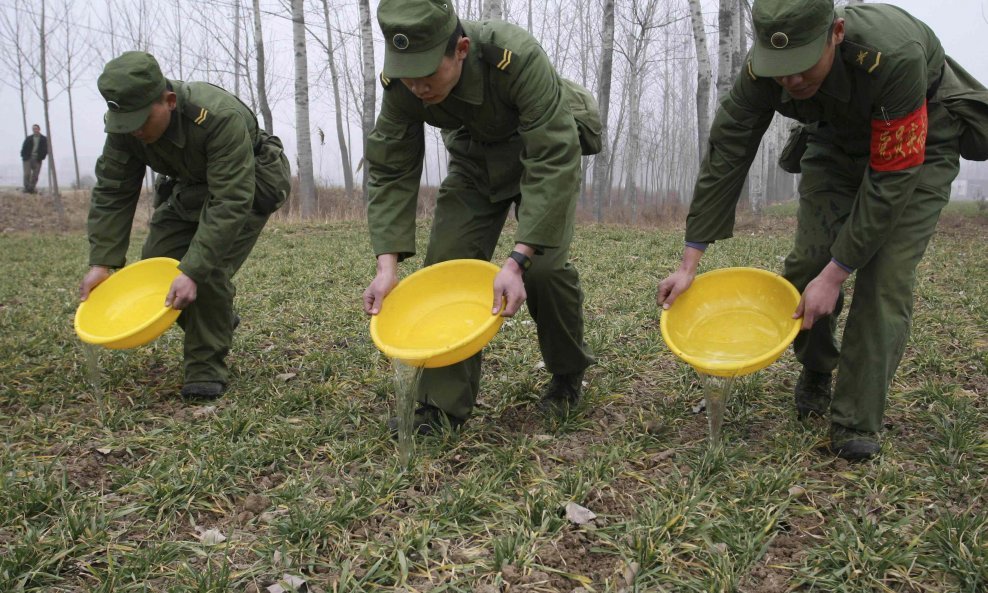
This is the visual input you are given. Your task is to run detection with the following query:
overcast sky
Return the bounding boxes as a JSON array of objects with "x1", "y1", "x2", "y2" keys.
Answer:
[{"x1": 1, "y1": 0, "x2": 986, "y2": 188}]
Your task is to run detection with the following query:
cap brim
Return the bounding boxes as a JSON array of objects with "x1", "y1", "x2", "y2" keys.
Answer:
[
  {"x1": 751, "y1": 31, "x2": 828, "y2": 78},
  {"x1": 104, "y1": 104, "x2": 153, "y2": 134},
  {"x1": 383, "y1": 41, "x2": 447, "y2": 79}
]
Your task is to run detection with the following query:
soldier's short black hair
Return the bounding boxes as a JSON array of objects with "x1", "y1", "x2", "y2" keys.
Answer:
[{"x1": 443, "y1": 20, "x2": 465, "y2": 57}]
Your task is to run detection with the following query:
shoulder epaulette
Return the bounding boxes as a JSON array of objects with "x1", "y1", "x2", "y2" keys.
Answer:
[
  {"x1": 480, "y1": 42, "x2": 514, "y2": 73},
  {"x1": 842, "y1": 39, "x2": 882, "y2": 74},
  {"x1": 380, "y1": 72, "x2": 395, "y2": 90},
  {"x1": 746, "y1": 59, "x2": 758, "y2": 81},
  {"x1": 183, "y1": 100, "x2": 211, "y2": 127}
]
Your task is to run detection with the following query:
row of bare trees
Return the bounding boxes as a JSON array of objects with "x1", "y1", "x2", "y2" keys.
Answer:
[{"x1": 0, "y1": 0, "x2": 805, "y2": 222}]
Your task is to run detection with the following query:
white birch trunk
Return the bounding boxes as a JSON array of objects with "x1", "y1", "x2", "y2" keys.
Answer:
[
  {"x1": 734, "y1": 0, "x2": 746, "y2": 77},
  {"x1": 358, "y1": 0, "x2": 375, "y2": 199},
  {"x1": 591, "y1": 0, "x2": 615, "y2": 221},
  {"x1": 174, "y1": 0, "x2": 183, "y2": 79},
  {"x1": 251, "y1": 0, "x2": 273, "y2": 132},
  {"x1": 687, "y1": 0, "x2": 713, "y2": 163},
  {"x1": 716, "y1": 0, "x2": 737, "y2": 102},
  {"x1": 63, "y1": 0, "x2": 81, "y2": 190},
  {"x1": 38, "y1": 0, "x2": 64, "y2": 223},
  {"x1": 291, "y1": 0, "x2": 317, "y2": 217},
  {"x1": 233, "y1": 0, "x2": 241, "y2": 98}
]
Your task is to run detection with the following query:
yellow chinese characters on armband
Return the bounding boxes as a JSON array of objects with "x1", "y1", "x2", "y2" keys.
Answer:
[{"x1": 870, "y1": 101, "x2": 928, "y2": 172}]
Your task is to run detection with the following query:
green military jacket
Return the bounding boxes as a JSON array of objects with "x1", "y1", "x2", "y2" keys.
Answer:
[
  {"x1": 686, "y1": 4, "x2": 963, "y2": 270},
  {"x1": 88, "y1": 80, "x2": 259, "y2": 283},
  {"x1": 365, "y1": 19, "x2": 583, "y2": 260}
]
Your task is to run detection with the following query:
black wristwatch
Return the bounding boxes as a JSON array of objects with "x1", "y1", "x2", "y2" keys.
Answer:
[{"x1": 508, "y1": 250, "x2": 532, "y2": 274}]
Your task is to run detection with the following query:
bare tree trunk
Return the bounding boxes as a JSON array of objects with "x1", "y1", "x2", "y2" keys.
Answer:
[
  {"x1": 623, "y1": 82, "x2": 641, "y2": 215},
  {"x1": 233, "y1": 0, "x2": 241, "y2": 97},
  {"x1": 592, "y1": 0, "x2": 615, "y2": 222},
  {"x1": 251, "y1": 0, "x2": 273, "y2": 132},
  {"x1": 358, "y1": 0, "x2": 375, "y2": 199},
  {"x1": 241, "y1": 14, "x2": 258, "y2": 111},
  {"x1": 56, "y1": 0, "x2": 85, "y2": 189},
  {"x1": 106, "y1": 0, "x2": 116, "y2": 56},
  {"x1": 605, "y1": 84, "x2": 628, "y2": 211},
  {"x1": 38, "y1": 0, "x2": 64, "y2": 223},
  {"x1": 291, "y1": 0, "x2": 316, "y2": 217},
  {"x1": 736, "y1": 0, "x2": 752, "y2": 208},
  {"x1": 621, "y1": 0, "x2": 662, "y2": 214},
  {"x1": 687, "y1": 0, "x2": 713, "y2": 162},
  {"x1": 750, "y1": 142, "x2": 764, "y2": 214},
  {"x1": 174, "y1": 0, "x2": 183, "y2": 78},
  {"x1": 66, "y1": 56, "x2": 80, "y2": 189},
  {"x1": 660, "y1": 27, "x2": 672, "y2": 201},
  {"x1": 321, "y1": 0, "x2": 354, "y2": 199},
  {"x1": 576, "y1": 0, "x2": 591, "y2": 206},
  {"x1": 735, "y1": 0, "x2": 746, "y2": 77},
  {"x1": 716, "y1": 0, "x2": 738, "y2": 102},
  {"x1": 679, "y1": 36, "x2": 698, "y2": 200}
]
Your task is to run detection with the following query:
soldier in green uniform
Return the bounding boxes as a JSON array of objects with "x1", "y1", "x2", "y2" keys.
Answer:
[
  {"x1": 78, "y1": 52, "x2": 291, "y2": 399},
  {"x1": 657, "y1": 0, "x2": 988, "y2": 460},
  {"x1": 363, "y1": 0, "x2": 600, "y2": 433}
]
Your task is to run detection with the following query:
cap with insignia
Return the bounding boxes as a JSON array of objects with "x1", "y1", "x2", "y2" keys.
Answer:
[
  {"x1": 97, "y1": 51, "x2": 167, "y2": 134},
  {"x1": 751, "y1": 0, "x2": 835, "y2": 77},
  {"x1": 378, "y1": 0, "x2": 459, "y2": 79}
]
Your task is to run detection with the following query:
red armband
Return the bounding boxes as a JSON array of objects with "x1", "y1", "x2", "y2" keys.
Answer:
[{"x1": 870, "y1": 101, "x2": 928, "y2": 172}]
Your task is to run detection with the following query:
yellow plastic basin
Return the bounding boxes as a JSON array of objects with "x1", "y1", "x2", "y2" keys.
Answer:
[
  {"x1": 660, "y1": 267, "x2": 801, "y2": 377},
  {"x1": 75, "y1": 257, "x2": 182, "y2": 350},
  {"x1": 370, "y1": 259, "x2": 505, "y2": 368}
]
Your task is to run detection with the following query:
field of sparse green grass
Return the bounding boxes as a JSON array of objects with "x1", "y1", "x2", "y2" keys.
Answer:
[{"x1": 0, "y1": 204, "x2": 985, "y2": 592}]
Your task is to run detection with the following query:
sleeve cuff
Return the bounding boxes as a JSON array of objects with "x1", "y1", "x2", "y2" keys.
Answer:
[
  {"x1": 831, "y1": 257, "x2": 855, "y2": 274},
  {"x1": 685, "y1": 241, "x2": 709, "y2": 252}
]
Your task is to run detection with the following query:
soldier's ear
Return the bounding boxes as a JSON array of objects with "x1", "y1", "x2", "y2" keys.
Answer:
[
  {"x1": 456, "y1": 37, "x2": 470, "y2": 60},
  {"x1": 833, "y1": 19, "x2": 845, "y2": 45},
  {"x1": 165, "y1": 91, "x2": 178, "y2": 111}
]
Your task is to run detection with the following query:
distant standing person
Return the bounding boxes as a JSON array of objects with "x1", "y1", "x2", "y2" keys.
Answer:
[
  {"x1": 362, "y1": 0, "x2": 601, "y2": 434},
  {"x1": 656, "y1": 0, "x2": 988, "y2": 460},
  {"x1": 20, "y1": 124, "x2": 48, "y2": 193},
  {"x1": 79, "y1": 52, "x2": 292, "y2": 400}
]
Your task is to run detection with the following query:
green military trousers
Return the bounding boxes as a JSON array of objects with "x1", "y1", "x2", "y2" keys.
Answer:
[
  {"x1": 141, "y1": 184, "x2": 269, "y2": 385},
  {"x1": 783, "y1": 101, "x2": 962, "y2": 434},
  {"x1": 415, "y1": 170, "x2": 595, "y2": 420}
]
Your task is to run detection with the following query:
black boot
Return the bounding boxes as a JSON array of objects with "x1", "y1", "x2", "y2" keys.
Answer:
[
  {"x1": 181, "y1": 381, "x2": 226, "y2": 400},
  {"x1": 794, "y1": 368, "x2": 832, "y2": 420},
  {"x1": 829, "y1": 423, "x2": 880, "y2": 461},
  {"x1": 537, "y1": 371, "x2": 585, "y2": 417}
]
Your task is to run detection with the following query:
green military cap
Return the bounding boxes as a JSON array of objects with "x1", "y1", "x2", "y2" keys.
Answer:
[
  {"x1": 751, "y1": 0, "x2": 835, "y2": 77},
  {"x1": 97, "y1": 51, "x2": 167, "y2": 134},
  {"x1": 378, "y1": 0, "x2": 458, "y2": 79}
]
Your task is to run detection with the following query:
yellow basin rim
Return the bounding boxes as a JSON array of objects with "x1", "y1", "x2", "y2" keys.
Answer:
[
  {"x1": 659, "y1": 268, "x2": 802, "y2": 377},
  {"x1": 74, "y1": 257, "x2": 182, "y2": 349},
  {"x1": 370, "y1": 259, "x2": 505, "y2": 368}
]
